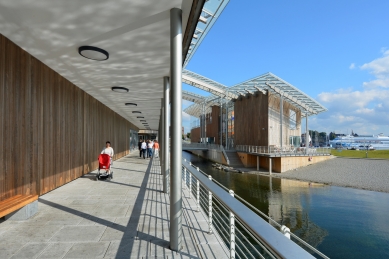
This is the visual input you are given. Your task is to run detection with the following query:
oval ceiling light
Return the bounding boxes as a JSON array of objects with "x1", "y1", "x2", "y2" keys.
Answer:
[
  {"x1": 140, "y1": 120, "x2": 146, "y2": 122},
  {"x1": 125, "y1": 103, "x2": 137, "y2": 106},
  {"x1": 112, "y1": 86, "x2": 129, "y2": 93},
  {"x1": 137, "y1": 116, "x2": 144, "y2": 118},
  {"x1": 132, "y1": 111, "x2": 141, "y2": 114},
  {"x1": 78, "y1": 46, "x2": 109, "y2": 61}
]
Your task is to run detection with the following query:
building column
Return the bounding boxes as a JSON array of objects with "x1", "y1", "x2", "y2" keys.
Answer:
[
  {"x1": 169, "y1": 8, "x2": 182, "y2": 252},
  {"x1": 160, "y1": 102, "x2": 164, "y2": 175},
  {"x1": 225, "y1": 99, "x2": 228, "y2": 149},
  {"x1": 280, "y1": 94, "x2": 283, "y2": 148},
  {"x1": 163, "y1": 77, "x2": 169, "y2": 193},
  {"x1": 305, "y1": 111, "x2": 309, "y2": 152},
  {"x1": 220, "y1": 98, "x2": 222, "y2": 146}
]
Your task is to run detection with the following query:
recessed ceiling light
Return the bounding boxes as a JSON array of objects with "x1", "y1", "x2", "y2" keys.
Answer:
[
  {"x1": 140, "y1": 120, "x2": 146, "y2": 122},
  {"x1": 112, "y1": 86, "x2": 129, "y2": 93},
  {"x1": 137, "y1": 116, "x2": 144, "y2": 118},
  {"x1": 132, "y1": 111, "x2": 141, "y2": 114},
  {"x1": 78, "y1": 46, "x2": 109, "y2": 61},
  {"x1": 125, "y1": 103, "x2": 137, "y2": 106}
]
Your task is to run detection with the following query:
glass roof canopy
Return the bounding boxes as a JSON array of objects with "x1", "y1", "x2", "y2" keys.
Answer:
[
  {"x1": 183, "y1": 71, "x2": 327, "y2": 118},
  {"x1": 184, "y1": 0, "x2": 230, "y2": 67}
]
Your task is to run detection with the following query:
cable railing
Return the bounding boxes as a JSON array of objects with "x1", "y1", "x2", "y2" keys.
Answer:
[
  {"x1": 182, "y1": 159, "x2": 329, "y2": 259},
  {"x1": 235, "y1": 145, "x2": 331, "y2": 156}
]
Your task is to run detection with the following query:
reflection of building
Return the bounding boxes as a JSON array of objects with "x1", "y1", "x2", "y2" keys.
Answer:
[
  {"x1": 139, "y1": 130, "x2": 157, "y2": 141},
  {"x1": 246, "y1": 176, "x2": 328, "y2": 248}
]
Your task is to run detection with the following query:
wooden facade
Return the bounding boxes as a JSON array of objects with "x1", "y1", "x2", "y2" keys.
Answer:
[
  {"x1": 0, "y1": 34, "x2": 138, "y2": 202},
  {"x1": 234, "y1": 92, "x2": 269, "y2": 146},
  {"x1": 190, "y1": 105, "x2": 221, "y2": 144},
  {"x1": 234, "y1": 92, "x2": 301, "y2": 147}
]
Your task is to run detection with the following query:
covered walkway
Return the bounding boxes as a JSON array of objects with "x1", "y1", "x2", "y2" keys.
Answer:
[{"x1": 0, "y1": 152, "x2": 227, "y2": 258}]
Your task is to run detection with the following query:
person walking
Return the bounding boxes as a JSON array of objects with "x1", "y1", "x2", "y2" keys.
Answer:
[
  {"x1": 141, "y1": 140, "x2": 147, "y2": 159},
  {"x1": 153, "y1": 140, "x2": 160, "y2": 158},
  {"x1": 138, "y1": 139, "x2": 143, "y2": 158},
  {"x1": 147, "y1": 139, "x2": 153, "y2": 158},
  {"x1": 101, "y1": 141, "x2": 114, "y2": 174}
]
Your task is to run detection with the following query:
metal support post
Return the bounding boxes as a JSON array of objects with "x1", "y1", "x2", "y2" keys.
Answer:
[
  {"x1": 169, "y1": 7, "x2": 182, "y2": 252},
  {"x1": 281, "y1": 225, "x2": 291, "y2": 239},
  {"x1": 257, "y1": 156, "x2": 259, "y2": 171},
  {"x1": 189, "y1": 173, "x2": 192, "y2": 198},
  {"x1": 229, "y1": 190, "x2": 235, "y2": 259},
  {"x1": 163, "y1": 77, "x2": 170, "y2": 194},
  {"x1": 305, "y1": 111, "x2": 309, "y2": 154},
  {"x1": 269, "y1": 158, "x2": 272, "y2": 175},
  {"x1": 161, "y1": 105, "x2": 164, "y2": 170},
  {"x1": 208, "y1": 175, "x2": 213, "y2": 234},
  {"x1": 196, "y1": 179, "x2": 200, "y2": 212},
  {"x1": 183, "y1": 168, "x2": 186, "y2": 189},
  {"x1": 220, "y1": 98, "x2": 222, "y2": 146},
  {"x1": 280, "y1": 94, "x2": 283, "y2": 148}
]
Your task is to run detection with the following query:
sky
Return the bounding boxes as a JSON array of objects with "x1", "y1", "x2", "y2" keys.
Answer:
[{"x1": 182, "y1": 0, "x2": 389, "y2": 136}]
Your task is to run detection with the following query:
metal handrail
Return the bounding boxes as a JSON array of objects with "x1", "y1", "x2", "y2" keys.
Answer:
[
  {"x1": 182, "y1": 159, "x2": 318, "y2": 259},
  {"x1": 235, "y1": 145, "x2": 331, "y2": 156}
]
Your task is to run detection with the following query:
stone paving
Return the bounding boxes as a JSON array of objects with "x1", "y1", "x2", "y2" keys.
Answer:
[{"x1": 0, "y1": 152, "x2": 228, "y2": 258}]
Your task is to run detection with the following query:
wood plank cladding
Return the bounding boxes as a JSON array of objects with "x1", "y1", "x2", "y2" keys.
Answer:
[
  {"x1": 0, "y1": 34, "x2": 138, "y2": 201},
  {"x1": 190, "y1": 106, "x2": 221, "y2": 144},
  {"x1": 234, "y1": 93, "x2": 269, "y2": 146}
]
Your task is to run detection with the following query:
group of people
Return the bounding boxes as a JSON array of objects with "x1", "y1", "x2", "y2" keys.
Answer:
[{"x1": 138, "y1": 139, "x2": 159, "y2": 159}]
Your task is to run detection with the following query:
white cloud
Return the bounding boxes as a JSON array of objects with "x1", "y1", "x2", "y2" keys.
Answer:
[
  {"x1": 360, "y1": 50, "x2": 389, "y2": 88},
  {"x1": 312, "y1": 88, "x2": 389, "y2": 134},
  {"x1": 349, "y1": 63, "x2": 355, "y2": 69}
]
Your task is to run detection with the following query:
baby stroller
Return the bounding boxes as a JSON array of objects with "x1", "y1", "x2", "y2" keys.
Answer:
[{"x1": 97, "y1": 154, "x2": 113, "y2": 180}]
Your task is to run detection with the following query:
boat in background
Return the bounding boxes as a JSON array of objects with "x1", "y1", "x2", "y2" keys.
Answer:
[{"x1": 330, "y1": 133, "x2": 389, "y2": 150}]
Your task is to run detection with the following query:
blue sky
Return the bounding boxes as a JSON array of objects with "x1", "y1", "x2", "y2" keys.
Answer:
[{"x1": 182, "y1": 0, "x2": 389, "y2": 135}]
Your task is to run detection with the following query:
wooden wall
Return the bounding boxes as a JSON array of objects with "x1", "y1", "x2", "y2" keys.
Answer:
[
  {"x1": 234, "y1": 93, "x2": 269, "y2": 146},
  {"x1": 190, "y1": 127, "x2": 200, "y2": 143},
  {"x1": 0, "y1": 34, "x2": 137, "y2": 201},
  {"x1": 206, "y1": 106, "x2": 220, "y2": 144}
]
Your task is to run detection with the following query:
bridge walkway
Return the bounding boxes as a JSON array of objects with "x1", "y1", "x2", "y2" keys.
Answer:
[{"x1": 0, "y1": 151, "x2": 227, "y2": 258}]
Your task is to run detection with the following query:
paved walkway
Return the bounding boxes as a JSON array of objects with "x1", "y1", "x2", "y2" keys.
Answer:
[{"x1": 0, "y1": 152, "x2": 228, "y2": 258}]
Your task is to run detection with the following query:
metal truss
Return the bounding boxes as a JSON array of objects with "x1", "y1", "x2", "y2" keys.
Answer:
[
  {"x1": 182, "y1": 69, "x2": 238, "y2": 99},
  {"x1": 227, "y1": 72, "x2": 327, "y2": 117},
  {"x1": 184, "y1": 0, "x2": 230, "y2": 67}
]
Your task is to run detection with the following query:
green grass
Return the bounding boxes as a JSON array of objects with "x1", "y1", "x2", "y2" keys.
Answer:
[{"x1": 331, "y1": 149, "x2": 389, "y2": 159}]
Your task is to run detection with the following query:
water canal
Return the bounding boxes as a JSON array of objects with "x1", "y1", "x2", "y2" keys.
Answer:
[{"x1": 182, "y1": 151, "x2": 389, "y2": 259}]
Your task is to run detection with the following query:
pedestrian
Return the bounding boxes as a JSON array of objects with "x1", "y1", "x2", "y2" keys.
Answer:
[
  {"x1": 153, "y1": 140, "x2": 160, "y2": 158},
  {"x1": 101, "y1": 141, "x2": 114, "y2": 175},
  {"x1": 141, "y1": 139, "x2": 147, "y2": 159},
  {"x1": 147, "y1": 139, "x2": 153, "y2": 158},
  {"x1": 138, "y1": 139, "x2": 143, "y2": 158}
]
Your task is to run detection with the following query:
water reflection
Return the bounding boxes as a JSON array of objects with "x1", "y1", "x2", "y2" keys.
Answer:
[{"x1": 183, "y1": 151, "x2": 389, "y2": 259}]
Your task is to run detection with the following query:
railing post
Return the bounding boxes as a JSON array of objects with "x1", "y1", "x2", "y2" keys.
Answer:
[
  {"x1": 229, "y1": 190, "x2": 235, "y2": 259},
  {"x1": 189, "y1": 172, "x2": 192, "y2": 198},
  {"x1": 281, "y1": 225, "x2": 291, "y2": 239},
  {"x1": 183, "y1": 167, "x2": 187, "y2": 189},
  {"x1": 196, "y1": 179, "x2": 200, "y2": 212},
  {"x1": 208, "y1": 175, "x2": 213, "y2": 234}
]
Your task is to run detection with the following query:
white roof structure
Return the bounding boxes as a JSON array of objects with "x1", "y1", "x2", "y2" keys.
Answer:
[{"x1": 184, "y1": 72, "x2": 327, "y2": 118}]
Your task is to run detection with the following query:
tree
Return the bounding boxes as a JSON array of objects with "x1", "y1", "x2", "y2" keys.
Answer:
[
  {"x1": 186, "y1": 132, "x2": 191, "y2": 139},
  {"x1": 329, "y1": 132, "x2": 336, "y2": 140}
]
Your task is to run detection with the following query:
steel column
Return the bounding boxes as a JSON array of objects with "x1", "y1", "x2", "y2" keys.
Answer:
[
  {"x1": 305, "y1": 111, "x2": 309, "y2": 153},
  {"x1": 169, "y1": 8, "x2": 182, "y2": 252},
  {"x1": 163, "y1": 77, "x2": 170, "y2": 194},
  {"x1": 280, "y1": 94, "x2": 283, "y2": 148},
  {"x1": 220, "y1": 98, "x2": 222, "y2": 145},
  {"x1": 160, "y1": 104, "x2": 164, "y2": 170}
]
